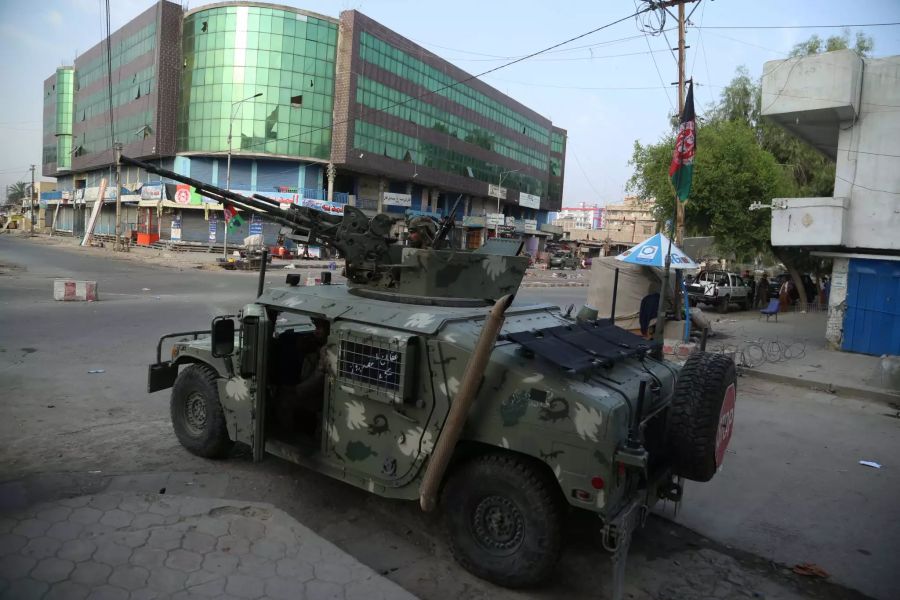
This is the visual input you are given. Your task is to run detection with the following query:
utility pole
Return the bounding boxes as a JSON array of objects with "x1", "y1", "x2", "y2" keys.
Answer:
[
  {"x1": 114, "y1": 142, "x2": 123, "y2": 251},
  {"x1": 29, "y1": 164, "x2": 36, "y2": 236},
  {"x1": 675, "y1": 0, "x2": 687, "y2": 247}
]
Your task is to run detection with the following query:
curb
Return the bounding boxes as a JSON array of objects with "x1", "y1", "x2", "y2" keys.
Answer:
[
  {"x1": 521, "y1": 282, "x2": 589, "y2": 288},
  {"x1": 741, "y1": 367, "x2": 900, "y2": 407}
]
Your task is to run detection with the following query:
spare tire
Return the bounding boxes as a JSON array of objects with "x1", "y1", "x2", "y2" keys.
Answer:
[{"x1": 667, "y1": 352, "x2": 737, "y2": 482}]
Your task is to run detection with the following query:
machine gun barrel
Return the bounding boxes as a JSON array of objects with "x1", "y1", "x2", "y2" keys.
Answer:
[
  {"x1": 433, "y1": 194, "x2": 463, "y2": 247},
  {"x1": 118, "y1": 155, "x2": 340, "y2": 246}
]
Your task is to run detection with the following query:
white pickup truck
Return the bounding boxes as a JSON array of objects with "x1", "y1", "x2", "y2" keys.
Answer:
[{"x1": 687, "y1": 270, "x2": 752, "y2": 313}]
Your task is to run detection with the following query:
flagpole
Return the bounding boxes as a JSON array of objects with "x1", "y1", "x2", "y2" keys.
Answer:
[{"x1": 653, "y1": 79, "x2": 692, "y2": 344}]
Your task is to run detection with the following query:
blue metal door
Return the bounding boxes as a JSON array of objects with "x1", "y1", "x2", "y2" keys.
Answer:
[{"x1": 842, "y1": 259, "x2": 900, "y2": 355}]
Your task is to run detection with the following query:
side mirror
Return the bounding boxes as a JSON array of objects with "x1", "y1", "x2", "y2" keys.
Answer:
[{"x1": 211, "y1": 317, "x2": 235, "y2": 357}]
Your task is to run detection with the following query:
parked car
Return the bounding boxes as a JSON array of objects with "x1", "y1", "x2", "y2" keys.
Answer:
[
  {"x1": 687, "y1": 270, "x2": 752, "y2": 313},
  {"x1": 549, "y1": 252, "x2": 579, "y2": 269}
]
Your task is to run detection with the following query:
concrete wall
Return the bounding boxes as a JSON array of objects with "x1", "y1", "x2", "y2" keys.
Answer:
[
  {"x1": 764, "y1": 52, "x2": 900, "y2": 252},
  {"x1": 825, "y1": 257, "x2": 849, "y2": 348}
]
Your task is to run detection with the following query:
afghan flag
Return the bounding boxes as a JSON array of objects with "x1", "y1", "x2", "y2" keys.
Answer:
[
  {"x1": 669, "y1": 81, "x2": 696, "y2": 202},
  {"x1": 223, "y1": 204, "x2": 244, "y2": 232}
]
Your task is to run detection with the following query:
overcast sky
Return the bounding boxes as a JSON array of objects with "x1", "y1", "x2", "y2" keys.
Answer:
[{"x1": 1, "y1": 0, "x2": 898, "y2": 206}]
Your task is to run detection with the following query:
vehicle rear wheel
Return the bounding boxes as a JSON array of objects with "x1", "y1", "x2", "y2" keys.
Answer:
[
  {"x1": 667, "y1": 352, "x2": 737, "y2": 482},
  {"x1": 442, "y1": 453, "x2": 564, "y2": 588},
  {"x1": 718, "y1": 296, "x2": 730, "y2": 314},
  {"x1": 171, "y1": 364, "x2": 233, "y2": 458}
]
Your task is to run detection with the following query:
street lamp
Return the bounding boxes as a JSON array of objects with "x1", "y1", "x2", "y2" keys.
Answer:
[
  {"x1": 495, "y1": 168, "x2": 520, "y2": 212},
  {"x1": 224, "y1": 92, "x2": 263, "y2": 258}
]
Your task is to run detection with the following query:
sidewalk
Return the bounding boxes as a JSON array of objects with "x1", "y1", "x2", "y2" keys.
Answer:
[
  {"x1": 706, "y1": 309, "x2": 899, "y2": 404},
  {"x1": 0, "y1": 489, "x2": 416, "y2": 600}
]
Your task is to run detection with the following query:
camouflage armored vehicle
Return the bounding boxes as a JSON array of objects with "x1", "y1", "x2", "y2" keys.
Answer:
[{"x1": 133, "y1": 155, "x2": 737, "y2": 595}]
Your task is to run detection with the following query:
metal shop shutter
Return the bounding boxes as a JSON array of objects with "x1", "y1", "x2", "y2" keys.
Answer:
[{"x1": 842, "y1": 258, "x2": 900, "y2": 356}]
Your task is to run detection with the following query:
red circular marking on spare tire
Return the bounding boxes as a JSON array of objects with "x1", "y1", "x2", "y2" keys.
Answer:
[{"x1": 715, "y1": 383, "x2": 736, "y2": 468}]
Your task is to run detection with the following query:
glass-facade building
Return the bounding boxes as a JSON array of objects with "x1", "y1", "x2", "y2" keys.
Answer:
[
  {"x1": 331, "y1": 10, "x2": 565, "y2": 217},
  {"x1": 42, "y1": 68, "x2": 74, "y2": 174},
  {"x1": 178, "y1": 5, "x2": 337, "y2": 160},
  {"x1": 41, "y1": 2, "x2": 566, "y2": 235}
]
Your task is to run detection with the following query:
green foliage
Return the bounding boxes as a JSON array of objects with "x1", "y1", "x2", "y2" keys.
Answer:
[
  {"x1": 627, "y1": 32, "x2": 870, "y2": 305},
  {"x1": 6, "y1": 181, "x2": 28, "y2": 203},
  {"x1": 628, "y1": 120, "x2": 791, "y2": 261},
  {"x1": 788, "y1": 29, "x2": 874, "y2": 58}
]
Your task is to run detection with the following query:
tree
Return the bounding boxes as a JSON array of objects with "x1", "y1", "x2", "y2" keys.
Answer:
[
  {"x1": 630, "y1": 32, "x2": 872, "y2": 310},
  {"x1": 789, "y1": 29, "x2": 873, "y2": 58},
  {"x1": 628, "y1": 119, "x2": 792, "y2": 264},
  {"x1": 6, "y1": 181, "x2": 28, "y2": 204}
]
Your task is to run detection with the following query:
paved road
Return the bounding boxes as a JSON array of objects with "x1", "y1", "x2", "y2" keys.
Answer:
[{"x1": 1, "y1": 235, "x2": 893, "y2": 600}]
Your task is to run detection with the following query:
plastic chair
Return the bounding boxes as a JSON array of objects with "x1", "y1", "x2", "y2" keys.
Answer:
[{"x1": 759, "y1": 298, "x2": 780, "y2": 322}]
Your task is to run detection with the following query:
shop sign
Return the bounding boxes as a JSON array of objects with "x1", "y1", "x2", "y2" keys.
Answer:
[
  {"x1": 301, "y1": 198, "x2": 345, "y2": 215},
  {"x1": 521, "y1": 219, "x2": 538, "y2": 232},
  {"x1": 141, "y1": 185, "x2": 163, "y2": 200},
  {"x1": 208, "y1": 219, "x2": 217, "y2": 242},
  {"x1": 505, "y1": 216, "x2": 517, "y2": 226},
  {"x1": 383, "y1": 192, "x2": 412, "y2": 207},
  {"x1": 519, "y1": 192, "x2": 540, "y2": 209},
  {"x1": 462, "y1": 215, "x2": 485, "y2": 228},
  {"x1": 249, "y1": 216, "x2": 263, "y2": 235},
  {"x1": 171, "y1": 215, "x2": 182, "y2": 241},
  {"x1": 497, "y1": 225, "x2": 516, "y2": 233},
  {"x1": 488, "y1": 184, "x2": 507, "y2": 200},
  {"x1": 486, "y1": 213, "x2": 505, "y2": 226}
]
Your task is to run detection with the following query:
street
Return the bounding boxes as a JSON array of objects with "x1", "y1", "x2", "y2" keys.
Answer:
[{"x1": 1, "y1": 235, "x2": 897, "y2": 600}]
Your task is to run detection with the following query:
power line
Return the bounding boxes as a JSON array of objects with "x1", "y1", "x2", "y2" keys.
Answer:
[
  {"x1": 241, "y1": 5, "x2": 655, "y2": 152},
  {"x1": 569, "y1": 145, "x2": 603, "y2": 199},
  {"x1": 641, "y1": 29, "x2": 676, "y2": 113},
  {"x1": 696, "y1": 22, "x2": 900, "y2": 30},
  {"x1": 836, "y1": 174, "x2": 900, "y2": 195}
]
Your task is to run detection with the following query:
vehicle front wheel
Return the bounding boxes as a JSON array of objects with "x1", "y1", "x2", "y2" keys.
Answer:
[
  {"x1": 171, "y1": 364, "x2": 233, "y2": 458},
  {"x1": 442, "y1": 453, "x2": 564, "y2": 588}
]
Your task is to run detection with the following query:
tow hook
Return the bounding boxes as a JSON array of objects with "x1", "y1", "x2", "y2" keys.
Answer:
[{"x1": 659, "y1": 479, "x2": 683, "y2": 502}]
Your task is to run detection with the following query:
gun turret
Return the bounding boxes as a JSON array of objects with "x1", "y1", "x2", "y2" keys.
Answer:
[
  {"x1": 119, "y1": 154, "x2": 527, "y2": 304},
  {"x1": 119, "y1": 155, "x2": 395, "y2": 285}
]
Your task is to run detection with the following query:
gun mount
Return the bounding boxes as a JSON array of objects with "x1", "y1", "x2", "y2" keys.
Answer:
[{"x1": 121, "y1": 155, "x2": 527, "y2": 305}]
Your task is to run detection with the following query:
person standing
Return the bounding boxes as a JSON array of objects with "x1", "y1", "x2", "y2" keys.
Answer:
[
  {"x1": 756, "y1": 274, "x2": 769, "y2": 308},
  {"x1": 779, "y1": 278, "x2": 793, "y2": 312}
]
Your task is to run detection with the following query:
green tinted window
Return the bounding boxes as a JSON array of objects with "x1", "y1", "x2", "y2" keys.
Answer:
[
  {"x1": 353, "y1": 120, "x2": 546, "y2": 197},
  {"x1": 355, "y1": 77, "x2": 548, "y2": 171},
  {"x1": 177, "y1": 7, "x2": 337, "y2": 159},
  {"x1": 359, "y1": 32, "x2": 550, "y2": 145}
]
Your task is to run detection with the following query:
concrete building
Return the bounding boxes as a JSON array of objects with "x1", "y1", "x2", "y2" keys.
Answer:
[
  {"x1": 40, "y1": 1, "x2": 566, "y2": 251},
  {"x1": 553, "y1": 204, "x2": 604, "y2": 230},
  {"x1": 762, "y1": 49, "x2": 900, "y2": 356},
  {"x1": 595, "y1": 196, "x2": 656, "y2": 255}
]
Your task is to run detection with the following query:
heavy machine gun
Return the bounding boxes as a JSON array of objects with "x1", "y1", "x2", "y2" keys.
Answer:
[
  {"x1": 120, "y1": 155, "x2": 527, "y2": 304},
  {"x1": 120, "y1": 155, "x2": 395, "y2": 285}
]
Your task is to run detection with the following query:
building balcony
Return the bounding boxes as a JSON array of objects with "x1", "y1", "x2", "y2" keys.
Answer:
[{"x1": 761, "y1": 49, "x2": 863, "y2": 159}]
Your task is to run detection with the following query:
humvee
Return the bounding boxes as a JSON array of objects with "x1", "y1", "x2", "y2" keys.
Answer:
[{"x1": 132, "y1": 155, "x2": 737, "y2": 597}]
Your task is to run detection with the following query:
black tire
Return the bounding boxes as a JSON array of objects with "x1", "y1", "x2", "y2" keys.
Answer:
[
  {"x1": 667, "y1": 352, "x2": 737, "y2": 482},
  {"x1": 442, "y1": 453, "x2": 564, "y2": 588},
  {"x1": 171, "y1": 364, "x2": 233, "y2": 458},
  {"x1": 718, "y1": 296, "x2": 730, "y2": 314}
]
